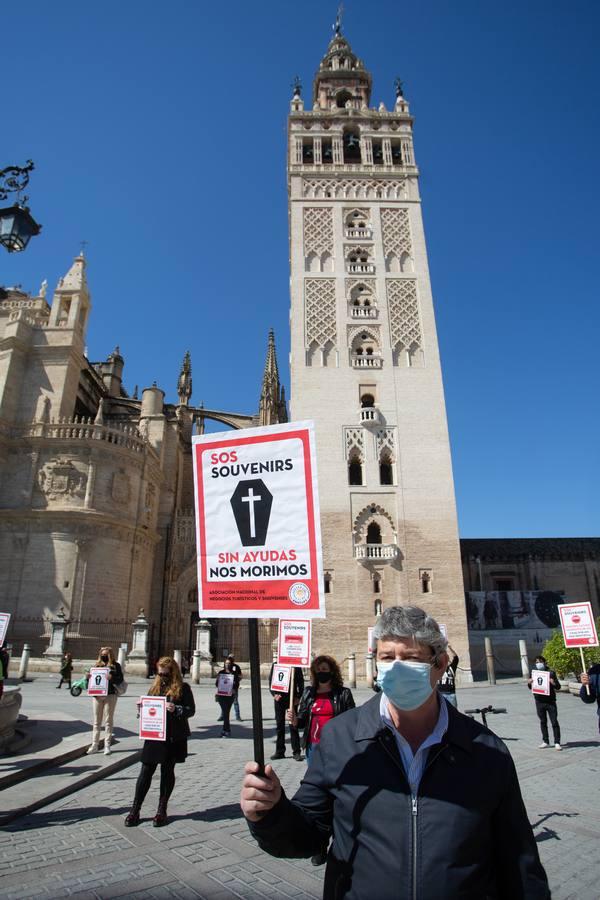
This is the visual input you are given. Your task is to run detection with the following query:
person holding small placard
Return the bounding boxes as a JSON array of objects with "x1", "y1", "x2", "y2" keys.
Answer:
[
  {"x1": 125, "y1": 656, "x2": 195, "y2": 828},
  {"x1": 215, "y1": 657, "x2": 240, "y2": 737},
  {"x1": 86, "y1": 646, "x2": 124, "y2": 755},
  {"x1": 527, "y1": 655, "x2": 562, "y2": 750},
  {"x1": 579, "y1": 663, "x2": 600, "y2": 733},
  {"x1": 269, "y1": 662, "x2": 304, "y2": 761}
]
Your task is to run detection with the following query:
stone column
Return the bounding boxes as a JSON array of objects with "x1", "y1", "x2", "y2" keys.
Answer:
[
  {"x1": 126, "y1": 608, "x2": 149, "y2": 676},
  {"x1": 365, "y1": 652, "x2": 374, "y2": 686},
  {"x1": 44, "y1": 609, "x2": 70, "y2": 663},
  {"x1": 519, "y1": 639, "x2": 530, "y2": 680},
  {"x1": 194, "y1": 619, "x2": 213, "y2": 678},
  {"x1": 347, "y1": 652, "x2": 356, "y2": 688},
  {"x1": 19, "y1": 644, "x2": 31, "y2": 681},
  {"x1": 174, "y1": 649, "x2": 182, "y2": 668}
]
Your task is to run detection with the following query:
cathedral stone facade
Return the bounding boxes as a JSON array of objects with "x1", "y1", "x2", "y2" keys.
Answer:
[
  {"x1": 0, "y1": 261, "x2": 286, "y2": 662},
  {"x1": 288, "y1": 31, "x2": 472, "y2": 677}
]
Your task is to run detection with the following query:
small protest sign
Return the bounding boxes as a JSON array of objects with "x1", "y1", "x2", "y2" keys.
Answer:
[
  {"x1": 558, "y1": 602, "x2": 599, "y2": 648},
  {"x1": 278, "y1": 619, "x2": 311, "y2": 666},
  {"x1": 531, "y1": 669, "x2": 551, "y2": 696},
  {"x1": 270, "y1": 664, "x2": 291, "y2": 693},
  {"x1": 217, "y1": 673, "x2": 235, "y2": 696},
  {"x1": 0, "y1": 613, "x2": 10, "y2": 647},
  {"x1": 139, "y1": 696, "x2": 167, "y2": 741},
  {"x1": 87, "y1": 667, "x2": 109, "y2": 697}
]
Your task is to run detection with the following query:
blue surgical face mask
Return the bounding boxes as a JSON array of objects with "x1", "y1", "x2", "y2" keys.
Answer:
[{"x1": 376, "y1": 659, "x2": 434, "y2": 711}]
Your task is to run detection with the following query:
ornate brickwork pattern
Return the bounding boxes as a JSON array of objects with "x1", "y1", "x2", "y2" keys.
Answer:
[
  {"x1": 305, "y1": 279, "x2": 336, "y2": 347},
  {"x1": 303, "y1": 208, "x2": 334, "y2": 256},
  {"x1": 380, "y1": 208, "x2": 412, "y2": 257},
  {"x1": 386, "y1": 280, "x2": 423, "y2": 349},
  {"x1": 375, "y1": 428, "x2": 396, "y2": 459},
  {"x1": 303, "y1": 179, "x2": 407, "y2": 200},
  {"x1": 344, "y1": 427, "x2": 365, "y2": 459}
]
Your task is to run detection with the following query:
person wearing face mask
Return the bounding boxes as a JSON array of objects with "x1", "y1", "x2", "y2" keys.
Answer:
[
  {"x1": 527, "y1": 655, "x2": 562, "y2": 749},
  {"x1": 125, "y1": 656, "x2": 195, "y2": 827},
  {"x1": 241, "y1": 605, "x2": 549, "y2": 900},
  {"x1": 215, "y1": 656, "x2": 241, "y2": 737},
  {"x1": 288, "y1": 655, "x2": 355, "y2": 766},
  {"x1": 87, "y1": 646, "x2": 123, "y2": 755}
]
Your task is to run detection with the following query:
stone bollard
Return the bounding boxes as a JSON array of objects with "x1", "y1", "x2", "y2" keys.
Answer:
[
  {"x1": 19, "y1": 644, "x2": 31, "y2": 681},
  {"x1": 127, "y1": 609, "x2": 149, "y2": 677},
  {"x1": 365, "y1": 652, "x2": 374, "y2": 686},
  {"x1": 192, "y1": 650, "x2": 201, "y2": 684},
  {"x1": 485, "y1": 637, "x2": 496, "y2": 685},
  {"x1": 519, "y1": 639, "x2": 530, "y2": 679},
  {"x1": 174, "y1": 649, "x2": 182, "y2": 668},
  {"x1": 117, "y1": 645, "x2": 127, "y2": 668},
  {"x1": 347, "y1": 652, "x2": 356, "y2": 689}
]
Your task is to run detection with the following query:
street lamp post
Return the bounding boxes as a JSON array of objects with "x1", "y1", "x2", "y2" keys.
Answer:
[{"x1": 0, "y1": 160, "x2": 42, "y2": 253}]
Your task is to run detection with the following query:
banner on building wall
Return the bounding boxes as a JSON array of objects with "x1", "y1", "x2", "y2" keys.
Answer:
[
  {"x1": 558, "y1": 602, "x2": 599, "y2": 648},
  {"x1": 139, "y1": 695, "x2": 167, "y2": 741},
  {"x1": 87, "y1": 667, "x2": 109, "y2": 697},
  {"x1": 531, "y1": 669, "x2": 551, "y2": 696},
  {"x1": 0, "y1": 613, "x2": 10, "y2": 646},
  {"x1": 270, "y1": 664, "x2": 292, "y2": 693},
  {"x1": 192, "y1": 421, "x2": 325, "y2": 619},
  {"x1": 466, "y1": 591, "x2": 565, "y2": 631},
  {"x1": 277, "y1": 619, "x2": 311, "y2": 666}
]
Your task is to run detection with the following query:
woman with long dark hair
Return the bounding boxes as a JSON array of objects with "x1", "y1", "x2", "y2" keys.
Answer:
[
  {"x1": 125, "y1": 656, "x2": 195, "y2": 827},
  {"x1": 87, "y1": 646, "x2": 123, "y2": 755},
  {"x1": 289, "y1": 655, "x2": 355, "y2": 764}
]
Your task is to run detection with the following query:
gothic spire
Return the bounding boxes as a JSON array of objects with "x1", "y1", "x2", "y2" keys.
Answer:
[
  {"x1": 177, "y1": 350, "x2": 192, "y2": 406},
  {"x1": 258, "y1": 330, "x2": 287, "y2": 425}
]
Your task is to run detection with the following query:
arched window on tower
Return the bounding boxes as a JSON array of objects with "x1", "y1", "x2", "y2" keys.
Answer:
[
  {"x1": 366, "y1": 521, "x2": 382, "y2": 544},
  {"x1": 379, "y1": 449, "x2": 394, "y2": 485},
  {"x1": 343, "y1": 128, "x2": 361, "y2": 163},
  {"x1": 348, "y1": 450, "x2": 364, "y2": 486},
  {"x1": 361, "y1": 393, "x2": 375, "y2": 408},
  {"x1": 336, "y1": 89, "x2": 353, "y2": 109}
]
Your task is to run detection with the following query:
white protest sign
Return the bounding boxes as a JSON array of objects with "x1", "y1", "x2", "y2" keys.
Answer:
[
  {"x1": 87, "y1": 667, "x2": 109, "y2": 697},
  {"x1": 0, "y1": 613, "x2": 10, "y2": 646},
  {"x1": 558, "y1": 602, "x2": 599, "y2": 648},
  {"x1": 531, "y1": 669, "x2": 551, "y2": 696},
  {"x1": 278, "y1": 619, "x2": 311, "y2": 665},
  {"x1": 271, "y1": 664, "x2": 292, "y2": 693},
  {"x1": 217, "y1": 673, "x2": 235, "y2": 696},
  {"x1": 139, "y1": 695, "x2": 167, "y2": 741},
  {"x1": 368, "y1": 627, "x2": 375, "y2": 654},
  {"x1": 192, "y1": 421, "x2": 325, "y2": 618}
]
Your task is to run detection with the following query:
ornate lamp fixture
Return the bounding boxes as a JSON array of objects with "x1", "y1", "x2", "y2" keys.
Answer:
[{"x1": 0, "y1": 160, "x2": 42, "y2": 252}]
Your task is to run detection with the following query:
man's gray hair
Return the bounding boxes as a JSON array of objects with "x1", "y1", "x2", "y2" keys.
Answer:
[{"x1": 372, "y1": 606, "x2": 448, "y2": 661}]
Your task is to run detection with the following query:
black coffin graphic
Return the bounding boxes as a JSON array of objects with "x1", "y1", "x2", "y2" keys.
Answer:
[{"x1": 230, "y1": 479, "x2": 273, "y2": 546}]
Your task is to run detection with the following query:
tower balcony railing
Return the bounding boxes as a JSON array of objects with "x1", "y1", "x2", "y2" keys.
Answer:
[
  {"x1": 349, "y1": 305, "x2": 378, "y2": 319},
  {"x1": 347, "y1": 263, "x2": 375, "y2": 274},
  {"x1": 359, "y1": 407, "x2": 380, "y2": 425},
  {"x1": 345, "y1": 228, "x2": 373, "y2": 240},
  {"x1": 351, "y1": 354, "x2": 383, "y2": 369},
  {"x1": 355, "y1": 544, "x2": 399, "y2": 562}
]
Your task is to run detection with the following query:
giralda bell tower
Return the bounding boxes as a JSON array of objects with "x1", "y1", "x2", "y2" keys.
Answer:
[{"x1": 288, "y1": 24, "x2": 472, "y2": 678}]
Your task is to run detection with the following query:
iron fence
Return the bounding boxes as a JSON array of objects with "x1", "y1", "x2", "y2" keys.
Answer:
[
  {"x1": 5, "y1": 616, "x2": 51, "y2": 657},
  {"x1": 64, "y1": 619, "x2": 132, "y2": 659},
  {"x1": 210, "y1": 620, "x2": 278, "y2": 666}
]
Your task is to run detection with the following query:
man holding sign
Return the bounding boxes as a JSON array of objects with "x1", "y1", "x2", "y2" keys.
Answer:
[
  {"x1": 269, "y1": 662, "x2": 304, "y2": 761},
  {"x1": 527, "y1": 655, "x2": 562, "y2": 750}
]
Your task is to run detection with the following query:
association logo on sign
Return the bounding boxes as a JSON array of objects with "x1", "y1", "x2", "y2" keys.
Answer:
[
  {"x1": 230, "y1": 479, "x2": 273, "y2": 546},
  {"x1": 289, "y1": 582, "x2": 311, "y2": 606}
]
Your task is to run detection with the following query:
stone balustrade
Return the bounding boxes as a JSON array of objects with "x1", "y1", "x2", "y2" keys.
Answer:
[
  {"x1": 354, "y1": 543, "x2": 399, "y2": 561},
  {"x1": 11, "y1": 419, "x2": 147, "y2": 452},
  {"x1": 350, "y1": 306, "x2": 377, "y2": 318},
  {"x1": 351, "y1": 355, "x2": 383, "y2": 368},
  {"x1": 347, "y1": 263, "x2": 375, "y2": 274},
  {"x1": 345, "y1": 228, "x2": 373, "y2": 239}
]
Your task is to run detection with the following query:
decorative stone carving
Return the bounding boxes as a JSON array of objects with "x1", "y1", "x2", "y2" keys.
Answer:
[
  {"x1": 305, "y1": 279, "x2": 336, "y2": 348},
  {"x1": 380, "y1": 208, "x2": 412, "y2": 257},
  {"x1": 37, "y1": 456, "x2": 87, "y2": 501},
  {"x1": 386, "y1": 280, "x2": 423, "y2": 351},
  {"x1": 303, "y1": 207, "x2": 334, "y2": 256},
  {"x1": 111, "y1": 468, "x2": 131, "y2": 505}
]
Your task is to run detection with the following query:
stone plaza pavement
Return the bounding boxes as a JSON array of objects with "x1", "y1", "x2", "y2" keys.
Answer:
[{"x1": 0, "y1": 678, "x2": 599, "y2": 900}]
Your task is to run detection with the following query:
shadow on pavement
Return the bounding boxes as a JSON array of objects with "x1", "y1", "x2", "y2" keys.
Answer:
[
  {"x1": 562, "y1": 740, "x2": 600, "y2": 749},
  {"x1": 3, "y1": 804, "x2": 132, "y2": 831},
  {"x1": 169, "y1": 802, "x2": 243, "y2": 823}
]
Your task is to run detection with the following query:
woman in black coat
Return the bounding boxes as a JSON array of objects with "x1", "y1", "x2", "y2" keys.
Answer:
[
  {"x1": 289, "y1": 655, "x2": 355, "y2": 763},
  {"x1": 125, "y1": 656, "x2": 195, "y2": 828}
]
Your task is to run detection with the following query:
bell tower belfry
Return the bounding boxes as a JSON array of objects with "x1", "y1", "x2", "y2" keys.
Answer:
[{"x1": 288, "y1": 25, "x2": 471, "y2": 677}]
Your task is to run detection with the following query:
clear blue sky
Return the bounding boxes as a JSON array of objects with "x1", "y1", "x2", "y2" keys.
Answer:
[{"x1": 2, "y1": 1, "x2": 598, "y2": 538}]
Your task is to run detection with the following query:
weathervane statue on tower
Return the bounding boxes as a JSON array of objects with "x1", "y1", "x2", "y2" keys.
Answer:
[{"x1": 333, "y1": 2, "x2": 344, "y2": 35}]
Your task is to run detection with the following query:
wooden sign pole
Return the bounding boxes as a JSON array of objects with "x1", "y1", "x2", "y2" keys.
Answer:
[
  {"x1": 288, "y1": 667, "x2": 295, "y2": 712},
  {"x1": 248, "y1": 618, "x2": 265, "y2": 770},
  {"x1": 580, "y1": 647, "x2": 590, "y2": 695}
]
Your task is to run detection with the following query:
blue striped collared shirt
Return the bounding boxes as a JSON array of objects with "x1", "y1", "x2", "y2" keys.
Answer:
[{"x1": 380, "y1": 693, "x2": 449, "y2": 797}]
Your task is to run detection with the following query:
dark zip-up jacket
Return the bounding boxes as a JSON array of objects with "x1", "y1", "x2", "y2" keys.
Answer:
[
  {"x1": 580, "y1": 663, "x2": 600, "y2": 716},
  {"x1": 247, "y1": 694, "x2": 549, "y2": 900},
  {"x1": 296, "y1": 685, "x2": 355, "y2": 750}
]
